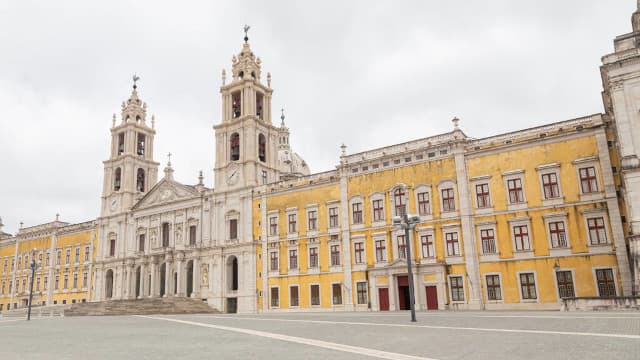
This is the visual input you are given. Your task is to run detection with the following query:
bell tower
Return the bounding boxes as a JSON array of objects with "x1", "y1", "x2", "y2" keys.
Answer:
[
  {"x1": 214, "y1": 27, "x2": 280, "y2": 191},
  {"x1": 101, "y1": 77, "x2": 159, "y2": 215}
]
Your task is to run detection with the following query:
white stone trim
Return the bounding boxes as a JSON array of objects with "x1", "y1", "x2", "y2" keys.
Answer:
[
  {"x1": 502, "y1": 169, "x2": 528, "y2": 211},
  {"x1": 516, "y1": 270, "x2": 539, "y2": 303},
  {"x1": 437, "y1": 179, "x2": 459, "y2": 218},
  {"x1": 447, "y1": 274, "x2": 466, "y2": 304},
  {"x1": 536, "y1": 163, "x2": 564, "y2": 206},
  {"x1": 542, "y1": 212, "x2": 571, "y2": 256},
  {"x1": 348, "y1": 195, "x2": 365, "y2": 230},
  {"x1": 592, "y1": 266, "x2": 619, "y2": 297},
  {"x1": 483, "y1": 272, "x2": 504, "y2": 304},
  {"x1": 369, "y1": 192, "x2": 386, "y2": 227},
  {"x1": 572, "y1": 157, "x2": 604, "y2": 202},
  {"x1": 413, "y1": 184, "x2": 433, "y2": 221},
  {"x1": 552, "y1": 267, "x2": 576, "y2": 300}
]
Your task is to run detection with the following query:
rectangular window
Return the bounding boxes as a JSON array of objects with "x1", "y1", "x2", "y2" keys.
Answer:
[
  {"x1": 270, "y1": 287, "x2": 279, "y2": 307},
  {"x1": 596, "y1": 269, "x2": 616, "y2": 297},
  {"x1": 556, "y1": 271, "x2": 575, "y2": 298},
  {"x1": 480, "y1": 229, "x2": 496, "y2": 254},
  {"x1": 84, "y1": 246, "x2": 89, "y2": 262},
  {"x1": 475, "y1": 183, "x2": 490, "y2": 208},
  {"x1": 66, "y1": 249, "x2": 70, "y2": 264},
  {"x1": 507, "y1": 178, "x2": 524, "y2": 204},
  {"x1": 9, "y1": 280, "x2": 12, "y2": 294},
  {"x1": 270, "y1": 252, "x2": 278, "y2": 271},
  {"x1": 138, "y1": 234, "x2": 145, "y2": 252},
  {"x1": 269, "y1": 217, "x2": 278, "y2": 236},
  {"x1": 189, "y1": 225, "x2": 197, "y2": 245},
  {"x1": 261, "y1": 170, "x2": 267, "y2": 185},
  {"x1": 63, "y1": 274, "x2": 68, "y2": 289},
  {"x1": 375, "y1": 239, "x2": 386, "y2": 262},
  {"x1": 450, "y1": 276, "x2": 464, "y2": 301},
  {"x1": 513, "y1": 225, "x2": 531, "y2": 251},
  {"x1": 46, "y1": 252, "x2": 50, "y2": 266},
  {"x1": 330, "y1": 245, "x2": 341, "y2": 266},
  {"x1": 352, "y1": 203, "x2": 363, "y2": 224},
  {"x1": 356, "y1": 282, "x2": 368, "y2": 305},
  {"x1": 329, "y1": 207, "x2": 339, "y2": 228},
  {"x1": 289, "y1": 249, "x2": 298, "y2": 270},
  {"x1": 288, "y1": 214, "x2": 297, "y2": 233},
  {"x1": 588, "y1": 217, "x2": 607, "y2": 245},
  {"x1": 3, "y1": 259, "x2": 7, "y2": 273},
  {"x1": 229, "y1": 219, "x2": 238, "y2": 240},
  {"x1": 332, "y1": 284, "x2": 342, "y2": 305},
  {"x1": 354, "y1": 242, "x2": 365, "y2": 264},
  {"x1": 579, "y1": 167, "x2": 598, "y2": 193},
  {"x1": 397, "y1": 235, "x2": 407, "y2": 259},
  {"x1": 0, "y1": 280, "x2": 4, "y2": 295},
  {"x1": 372, "y1": 199, "x2": 384, "y2": 222},
  {"x1": 82, "y1": 272, "x2": 88, "y2": 288},
  {"x1": 162, "y1": 223, "x2": 170, "y2": 247},
  {"x1": 421, "y1": 234, "x2": 434, "y2": 258},
  {"x1": 308, "y1": 247, "x2": 318, "y2": 268},
  {"x1": 290, "y1": 286, "x2": 299, "y2": 307},
  {"x1": 308, "y1": 210, "x2": 318, "y2": 231},
  {"x1": 520, "y1": 273, "x2": 537, "y2": 300},
  {"x1": 109, "y1": 240, "x2": 116, "y2": 257},
  {"x1": 486, "y1": 275, "x2": 502, "y2": 300},
  {"x1": 43, "y1": 277, "x2": 48, "y2": 291},
  {"x1": 417, "y1": 192, "x2": 430, "y2": 215},
  {"x1": 446, "y1": 232, "x2": 460, "y2": 256},
  {"x1": 75, "y1": 247, "x2": 80, "y2": 263},
  {"x1": 542, "y1": 173, "x2": 560, "y2": 199},
  {"x1": 310, "y1": 284, "x2": 320, "y2": 306},
  {"x1": 118, "y1": 132, "x2": 125, "y2": 155},
  {"x1": 137, "y1": 133, "x2": 146, "y2": 156},
  {"x1": 549, "y1": 221, "x2": 567, "y2": 248},
  {"x1": 442, "y1": 188, "x2": 455, "y2": 212},
  {"x1": 73, "y1": 273, "x2": 78, "y2": 289}
]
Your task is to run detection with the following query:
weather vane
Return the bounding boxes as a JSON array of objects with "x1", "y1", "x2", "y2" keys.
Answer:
[
  {"x1": 132, "y1": 74, "x2": 140, "y2": 89},
  {"x1": 244, "y1": 24, "x2": 250, "y2": 42}
]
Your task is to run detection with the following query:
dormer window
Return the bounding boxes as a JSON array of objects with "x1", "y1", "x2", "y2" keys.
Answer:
[
  {"x1": 118, "y1": 133, "x2": 125, "y2": 155},
  {"x1": 230, "y1": 133, "x2": 240, "y2": 161},
  {"x1": 232, "y1": 91, "x2": 241, "y2": 118},
  {"x1": 137, "y1": 133, "x2": 146, "y2": 156}
]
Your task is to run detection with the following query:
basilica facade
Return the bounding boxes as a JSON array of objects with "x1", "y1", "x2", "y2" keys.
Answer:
[{"x1": 1, "y1": 6, "x2": 640, "y2": 313}]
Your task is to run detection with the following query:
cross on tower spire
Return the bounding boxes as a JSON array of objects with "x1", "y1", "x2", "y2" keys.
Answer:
[
  {"x1": 243, "y1": 24, "x2": 250, "y2": 43},
  {"x1": 132, "y1": 74, "x2": 140, "y2": 90}
]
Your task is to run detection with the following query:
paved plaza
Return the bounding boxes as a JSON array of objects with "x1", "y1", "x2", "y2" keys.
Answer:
[{"x1": 0, "y1": 311, "x2": 639, "y2": 359}]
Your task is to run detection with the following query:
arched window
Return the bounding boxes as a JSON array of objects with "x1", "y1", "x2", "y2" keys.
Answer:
[
  {"x1": 230, "y1": 133, "x2": 240, "y2": 161},
  {"x1": 394, "y1": 188, "x2": 406, "y2": 216},
  {"x1": 117, "y1": 133, "x2": 125, "y2": 155},
  {"x1": 136, "y1": 133, "x2": 146, "y2": 155},
  {"x1": 114, "y1": 168, "x2": 122, "y2": 191},
  {"x1": 232, "y1": 91, "x2": 241, "y2": 118},
  {"x1": 136, "y1": 169, "x2": 145, "y2": 192},
  {"x1": 258, "y1": 134, "x2": 266, "y2": 162}
]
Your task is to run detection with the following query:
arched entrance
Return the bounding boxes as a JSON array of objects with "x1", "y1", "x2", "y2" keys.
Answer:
[
  {"x1": 186, "y1": 260, "x2": 194, "y2": 297},
  {"x1": 159, "y1": 263, "x2": 166, "y2": 297},
  {"x1": 105, "y1": 269, "x2": 114, "y2": 299},
  {"x1": 135, "y1": 266, "x2": 141, "y2": 298}
]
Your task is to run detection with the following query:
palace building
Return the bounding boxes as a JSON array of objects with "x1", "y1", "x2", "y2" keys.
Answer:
[{"x1": 1, "y1": 5, "x2": 640, "y2": 313}]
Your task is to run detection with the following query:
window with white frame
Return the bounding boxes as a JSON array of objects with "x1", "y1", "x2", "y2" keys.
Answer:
[
  {"x1": 290, "y1": 286, "x2": 299, "y2": 307},
  {"x1": 269, "y1": 251, "x2": 279, "y2": 271},
  {"x1": 475, "y1": 183, "x2": 491, "y2": 209},
  {"x1": 595, "y1": 268, "x2": 616, "y2": 297},
  {"x1": 397, "y1": 234, "x2": 407, "y2": 259},
  {"x1": 503, "y1": 170, "x2": 526, "y2": 206},
  {"x1": 330, "y1": 244, "x2": 341, "y2": 266},
  {"x1": 352, "y1": 202, "x2": 363, "y2": 225},
  {"x1": 270, "y1": 287, "x2": 279, "y2": 307},
  {"x1": 310, "y1": 284, "x2": 320, "y2": 306},
  {"x1": 289, "y1": 249, "x2": 298, "y2": 270},
  {"x1": 393, "y1": 187, "x2": 407, "y2": 216},
  {"x1": 269, "y1": 216, "x2": 278, "y2": 236},
  {"x1": 375, "y1": 238, "x2": 387, "y2": 262},
  {"x1": 332, "y1": 283, "x2": 342, "y2": 305},
  {"x1": 417, "y1": 191, "x2": 431, "y2": 215},
  {"x1": 519, "y1": 272, "x2": 537, "y2": 300},
  {"x1": 354, "y1": 242, "x2": 365, "y2": 264},
  {"x1": 445, "y1": 232, "x2": 460, "y2": 256},
  {"x1": 441, "y1": 188, "x2": 455, "y2": 212},
  {"x1": 537, "y1": 164, "x2": 562, "y2": 202},
  {"x1": 288, "y1": 213, "x2": 297, "y2": 234},
  {"x1": 308, "y1": 245, "x2": 319, "y2": 268},
  {"x1": 587, "y1": 217, "x2": 608, "y2": 245},
  {"x1": 307, "y1": 208, "x2": 318, "y2": 231},
  {"x1": 420, "y1": 234, "x2": 434, "y2": 258},
  {"x1": 579, "y1": 166, "x2": 598, "y2": 194},
  {"x1": 486, "y1": 274, "x2": 502, "y2": 300},
  {"x1": 372, "y1": 199, "x2": 385, "y2": 222},
  {"x1": 556, "y1": 270, "x2": 575, "y2": 298},
  {"x1": 548, "y1": 220, "x2": 568, "y2": 249},
  {"x1": 450, "y1": 276, "x2": 464, "y2": 302},
  {"x1": 513, "y1": 224, "x2": 531, "y2": 251},
  {"x1": 356, "y1": 282, "x2": 368, "y2": 305},
  {"x1": 480, "y1": 228, "x2": 497, "y2": 255},
  {"x1": 329, "y1": 207, "x2": 339, "y2": 228}
]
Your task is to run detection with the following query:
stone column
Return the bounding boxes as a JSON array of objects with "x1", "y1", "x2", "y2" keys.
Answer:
[
  {"x1": 176, "y1": 253, "x2": 184, "y2": 297},
  {"x1": 150, "y1": 258, "x2": 157, "y2": 297}
]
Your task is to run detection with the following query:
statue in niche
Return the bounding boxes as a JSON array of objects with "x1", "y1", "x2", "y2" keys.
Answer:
[
  {"x1": 201, "y1": 265, "x2": 209, "y2": 286},
  {"x1": 175, "y1": 225, "x2": 182, "y2": 244},
  {"x1": 150, "y1": 229, "x2": 157, "y2": 246}
]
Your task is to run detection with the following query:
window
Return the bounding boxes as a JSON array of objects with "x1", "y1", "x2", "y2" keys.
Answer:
[
  {"x1": 43, "y1": 276, "x2": 48, "y2": 291},
  {"x1": 46, "y1": 252, "x2": 50, "y2": 266},
  {"x1": 162, "y1": 222, "x2": 170, "y2": 247},
  {"x1": 229, "y1": 219, "x2": 238, "y2": 240},
  {"x1": 261, "y1": 170, "x2": 267, "y2": 185},
  {"x1": 289, "y1": 249, "x2": 298, "y2": 270},
  {"x1": 109, "y1": 239, "x2": 116, "y2": 257},
  {"x1": 579, "y1": 167, "x2": 598, "y2": 193},
  {"x1": 352, "y1": 203, "x2": 363, "y2": 225},
  {"x1": 290, "y1": 286, "x2": 299, "y2": 307},
  {"x1": 3, "y1": 259, "x2": 6, "y2": 273},
  {"x1": 270, "y1": 287, "x2": 279, "y2": 307},
  {"x1": 541, "y1": 173, "x2": 560, "y2": 199},
  {"x1": 256, "y1": 93, "x2": 264, "y2": 119},
  {"x1": 269, "y1": 251, "x2": 278, "y2": 271},
  {"x1": 330, "y1": 245, "x2": 341, "y2": 266},
  {"x1": 354, "y1": 242, "x2": 365, "y2": 264},
  {"x1": 556, "y1": 271, "x2": 574, "y2": 298},
  {"x1": 393, "y1": 188, "x2": 406, "y2": 216},
  {"x1": 230, "y1": 133, "x2": 240, "y2": 161},
  {"x1": 17, "y1": 255, "x2": 21, "y2": 270},
  {"x1": 588, "y1": 217, "x2": 607, "y2": 245},
  {"x1": 83, "y1": 272, "x2": 88, "y2": 288},
  {"x1": 507, "y1": 178, "x2": 524, "y2": 204},
  {"x1": 84, "y1": 246, "x2": 89, "y2": 262},
  {"x1": 117, "y1": 133, "x2": 125, "y2": 155},
  {"x1": 232, "y1": 92, "x2": 241, "y2": 118},
  {"x1": 288, "y1": 214, "x2": 297, "y2": 233},
  {"x1": 397, "y1": 235, "x2": 407, "y2": 259},
  {"x1": 75, "y1": 247, "x2": 80, "y2": 263},
  {"x1": 310, "y1": 284, "x2": 320, "y2": 306},
  {"x1": 421, "y1": 234, "x2": 434, "y2": 258},
  {"x1": 486, "y1": 275, "x2": 502, "y2": 300},
  {"x1": 189, "y1": 225, "x2": 197, "y2": 245},
  {"x1": 356, "y1": 282, "x2": 368, "y2": 305},
  {"x1": 332, "y1": 283, "x2": 342, "y2": 305},
  {"x1": 446, "y1": 232, "x2": 460, "y2": 256},
  {"x1": 372, "y1": 199, "x2": 385, "y2": 222},
  {"x1": 24, "y1": 255, "x2": 29, "y2": 268},
  {"x1": 65, "y1": 249, "x2": 70, "y2": 264},
  {"x1": 417, "y1": 192, "x2": 430, "y2": 215},
  {"x1": 136, "y1": 168, "x2": 145, "y2": 192},
  {"x1": 375, "y1": 239, "x2": 386, "y2": 262},
  {"x1": 63, "y1": 274, "x2": 68, "y2": 289},
  {"x1": 268, "y1": 216, "x2": 278, "y2": 236},
  {"x1": 480, "y1": 229, "x2": 496, "y2": 254},
  {"x1": 442, "y1": 188, "x2": 455, "y2": 212},
  {"x1": 138, "y1": 234, "x2": 145, "y2": 252},
  {"x1": 329, "y1": 207, "x2": 339, "y2": 228},
  {"x1": 8, "y1": 280, "x2": 12, "y2": 294},
  {"x1": 1, "y1": 280, "x2": 4, "y2": 294},
  {"x1": 258, "y1": 134, "x2": 266, "y2": 162},
  {"x1": 308, "y1": 247, "x2": 318, "y2": 268},
  {"x1": 596, "y1": 269, "x2": 616, "y2": 297},
  {"x1": 308, "y1": 211, "x2": 317, "y2": 231},
  {"x1": 513, "y1": 225, "x2": 530, "y2": 251},
  {"x1": 475, "y1": 183, "x2": 490, "y2": 208},
  {"x1": 450, "y1": 276, "x2": 464, "y2": 301},
  {"x1": 136, "y1": 133, "x2": 146, "y2": 155},
  {"x1": 549, "y1": 221, "x2": 568, "y2": 248},
  {"x1": 73, "y1": 272, "x2": 78, "y2": 289},
  {"x1": 520, "y1": 273, "x2": 537, "y2": 300},
  {"x1": 114, "y1": 168, "x2": 122, "y2": 191}
]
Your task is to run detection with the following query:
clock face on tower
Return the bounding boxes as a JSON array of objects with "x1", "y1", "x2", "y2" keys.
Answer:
[{"x1": 226, "y1": 163, "x2": 240, "y2": 185}]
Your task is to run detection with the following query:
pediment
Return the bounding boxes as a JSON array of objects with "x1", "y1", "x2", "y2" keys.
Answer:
[{"x1": 132, "y1": 179, "x2": 200, "y2": 210}]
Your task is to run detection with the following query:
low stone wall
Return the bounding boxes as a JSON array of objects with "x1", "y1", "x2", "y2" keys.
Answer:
[{"x1": 561, "y1": 297, "x2": 640, "y2": 311}]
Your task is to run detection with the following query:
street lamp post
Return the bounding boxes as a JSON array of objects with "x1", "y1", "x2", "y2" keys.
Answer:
[
  {"x1": 27, "y1": 249, "x2": 39, "y2": 321},
  {"x1": 393, "y1": 213, "x2": 420, "y2": 323}
]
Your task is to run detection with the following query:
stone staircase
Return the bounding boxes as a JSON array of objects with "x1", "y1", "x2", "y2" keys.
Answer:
[{"x1": 64, "y1": 297, "x2": 219, "y2": 316}]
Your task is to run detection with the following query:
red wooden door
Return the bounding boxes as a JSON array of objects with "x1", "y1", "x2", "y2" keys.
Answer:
[
  {"x1": 426, "y1": 286, "x2": 438, "y2": 310},
  {"x1": 378, "y1": 288, "x2": 390, "y2": 311}
]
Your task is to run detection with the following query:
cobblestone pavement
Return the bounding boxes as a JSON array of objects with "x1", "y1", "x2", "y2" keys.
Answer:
[{"x1": 1, "y1": 311, "x2": 639, "y2": 359}]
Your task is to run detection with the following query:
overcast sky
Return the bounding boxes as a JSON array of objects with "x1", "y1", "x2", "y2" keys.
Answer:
[{"x1": 0, "y1": 1, "x2": 635, "y2": 234}]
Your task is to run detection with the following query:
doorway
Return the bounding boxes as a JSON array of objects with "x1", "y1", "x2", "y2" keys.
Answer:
[
  {"x1": 378, "y1": 288, "x2": 389, "y2": 311},
  {"x1": 425, "y1": 286, "x2": 438, "y2": 310},
  {"x1": 105, "y1": 269, "x2": 114, "y2": 299},
  {"x1": 159, "y1": 263, "x2": 166, "y2": 297},
  {"x1": 186, "y1": 260, "x2": 193, "y2": 297},
  {"x1": 226, "y1": 297, "x2": 237, "y2": 313},
  {"x1": 397, "y1": 275, "x2": 410, "y2": 310}
]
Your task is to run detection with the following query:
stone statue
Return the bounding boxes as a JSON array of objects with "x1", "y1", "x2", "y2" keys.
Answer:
[
  {"x1": 201, "y1": 265, "x2": 209, "y2": 286},
  {"x1": 175, "y1": 225, "x2": 182, "y2": 244}
]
